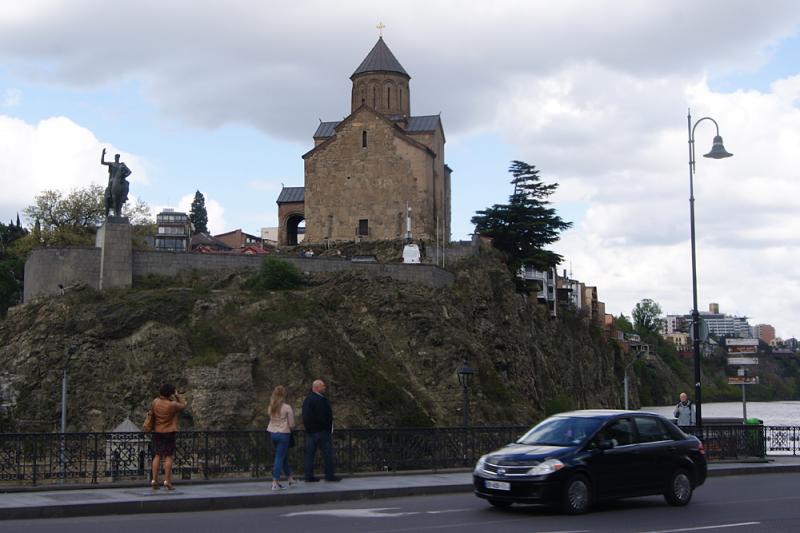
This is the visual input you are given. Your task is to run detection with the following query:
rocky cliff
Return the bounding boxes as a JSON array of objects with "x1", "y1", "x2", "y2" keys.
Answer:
[{"x1": 0, "y1": 253, "x2": 635, "y2": 432}]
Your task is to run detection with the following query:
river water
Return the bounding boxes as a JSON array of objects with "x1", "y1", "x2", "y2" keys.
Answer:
[{"x1": 641, "y1": 401, "x2": 800, "y2": 426}]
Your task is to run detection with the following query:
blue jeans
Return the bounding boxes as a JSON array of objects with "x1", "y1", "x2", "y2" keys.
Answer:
[
  {"x1": 304, "y1": 431, "x2": 335, "y2": 479},
  {"x1": 270, "y1": 432, "x2": 292, "y2": 481}
]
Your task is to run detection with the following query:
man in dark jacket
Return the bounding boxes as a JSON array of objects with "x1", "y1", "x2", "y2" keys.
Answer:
[{"x1": 302, "y1": 379, "x2": 340, "y2": 482}]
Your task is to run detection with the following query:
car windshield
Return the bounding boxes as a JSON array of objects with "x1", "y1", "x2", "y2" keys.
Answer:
[{"x1": 517, "y1": 416, "x2": 603, "y2": 446}]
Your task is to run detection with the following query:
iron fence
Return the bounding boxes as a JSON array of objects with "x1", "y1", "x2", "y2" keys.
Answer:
[
  {"x1": 0, "y1": 427, "x2": 525, "y2": 486},
  {"x1": 683, "y1": 425, "x2": 767, "y2": 459},
  {"x1": 2, "y1": 424, "x2": 797, "y2": 487}
]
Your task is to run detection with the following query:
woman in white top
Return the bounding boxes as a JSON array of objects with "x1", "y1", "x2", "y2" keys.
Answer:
[{"x1": 266, "y1": 385, "x2": 296, "y2": 490}]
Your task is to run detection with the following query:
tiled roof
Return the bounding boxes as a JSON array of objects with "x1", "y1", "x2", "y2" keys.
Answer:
[
  {"x1": 405, "y1": 115, "x2": 440, "y2": 133},
  {"x1": 191, "y1": 232, "x2": 232, "y2": 249},
  {"x1": 277, "y1": 186, "x2": 305, "y2": 203},
  {"x1": 352, "y1": 37, "x2": 409, "y2": 78},
  {"x1": 314, "y1": 121, "x2": 341, "y2": 138},
  {"x1": 312, "y1": 115, "x2": 439, "y2": 140}
]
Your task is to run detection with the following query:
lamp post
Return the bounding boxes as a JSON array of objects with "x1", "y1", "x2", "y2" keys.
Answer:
[
  {"x1": 623, "y1": 350, "x2": 645, "y2": 410},
  {"x1": 687, "y1": 109, "x2": 733, "y2": 430},
  {"x1": 60, "y1": 345, "x2": 77, "y2": 435},
  {"x1": 456, "y1": 361, "x2": 474, "y2": 427},
  {"x1": 59, "y1": 345, "x2": 76, "y2": 483}
]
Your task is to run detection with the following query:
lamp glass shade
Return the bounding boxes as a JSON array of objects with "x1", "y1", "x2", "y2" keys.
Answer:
[
  {"x1": 456, "y1": 361, "x2": 474, "y2": 387},
  {"x1": 703, "y1": 135, "x2": 733, "y2": 159}
]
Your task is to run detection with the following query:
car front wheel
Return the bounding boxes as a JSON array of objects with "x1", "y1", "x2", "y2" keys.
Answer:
[
  {"x1": 561, "y1": 474, "x2": 591, "y2": 514},
  {"x1": 664, "y1": 468, "x2": 693, "y2": 506}
]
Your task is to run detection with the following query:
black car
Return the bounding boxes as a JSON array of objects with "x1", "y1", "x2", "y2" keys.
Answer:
[{"x1": 473, "y1": 410, "x2": 707, "y2": 514}]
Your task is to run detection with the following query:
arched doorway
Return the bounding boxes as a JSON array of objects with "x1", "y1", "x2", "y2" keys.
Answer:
[{"x1": 286, "y1": 214, "x2": 305, "y2": 246}]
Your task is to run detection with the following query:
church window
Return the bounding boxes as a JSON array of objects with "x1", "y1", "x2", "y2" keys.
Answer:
[
  {"x1": 387, "y1": 87, "x2": 391, "y2": 108},
  {"x1": 372, "y1": 87, "x2": 377, "y2": 107},
  {"x1": 399, "y1": 87, "x2": 402, "y2": 106},
  {"x1": 358, "y1": 219, "x2": 369, "y2": 236},
  {"x1": 362, "y1": 131, "x2": 367, "y2": 148}
]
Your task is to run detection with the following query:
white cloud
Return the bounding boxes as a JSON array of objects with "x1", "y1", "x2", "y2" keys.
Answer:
[
  {"x1": 175, "y1": 193, "x2": 226, "y2": 235},
  {"x1": 2, "y1": 88, "x2": 21, "y2": 107},
  {"x1": 246, "y1": 180, "x2": 281, "y2": 193},
  {"x1": 551, "y1": 75, "x2": 800, "y2": 336},
  {"x1": 1, "y1": 1, "x2": 798, "y2": 140},
  {"x1": 0, "y1": 115, "x2": 150, "y2": 220},
  {"x1": 1, "y1": 1, "x2": 800, "y2": 336}
]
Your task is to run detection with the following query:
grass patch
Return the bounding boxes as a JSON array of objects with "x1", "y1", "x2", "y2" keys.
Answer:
[
  {"x1": 245, "y1": 257, "x2": 303, "y2": 291},
  {"x1": 544, "y1": 394, "x2": 577, "y2": 416},
  {"x1": 255, "y1": 294, "x2": 312, "y2": 326},
  {"x1": 187, "y1": 320, "x2": 232, "y2": 367}
]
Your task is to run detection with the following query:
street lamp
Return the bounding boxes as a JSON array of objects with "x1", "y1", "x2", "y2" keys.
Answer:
[
  {"x1": 61, "y1": 345, "x2": 77, "y2": 435},
  {"x1": 456, "y1": 361, "x2": 475, "y2": 427},
  {"x1": 687, "y1": 109, "x2": 733, "y2": 430},
  {"x1": 623, "y1": 350, "x2": 646, "y2": 410},
  {"x1": 60, "y1": 345, "x2": 76, "y2": 483}
]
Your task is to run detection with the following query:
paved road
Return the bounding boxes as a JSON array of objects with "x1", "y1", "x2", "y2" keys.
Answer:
[{"x1": 4, "y1": 472, "x2": 800, "y2": 533}]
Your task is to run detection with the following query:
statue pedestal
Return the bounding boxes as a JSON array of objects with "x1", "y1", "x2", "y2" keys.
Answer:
[{"x1": 96, "y1": 218, "x2": 132, "y2": 290}]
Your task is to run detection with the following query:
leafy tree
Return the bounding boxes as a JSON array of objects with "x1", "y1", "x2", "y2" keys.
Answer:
[
  {"x1": 0, "y1": 216, "x2": 26, "y2": 253},
  {"x1": 614, "y1": 313, "x2": 635, "y2": 335},
  {"x1": 471, "y1": 161, "x2": 572, "y2": 271},
  {"x1": 0, "y1": 218, "x2": 28, "y2": 316},
  {"x1": 189, "y1": 190, "x2": 209, "y2": 234},
  {"x1": 21, "y1": 185, "x2": 152, "y2": 248},
  {"x1": 24, "y1": 185, "x2": 106, "y2": 234},
  {"x1": 632, "y1": 298, "x2": 665, "y2": 336}
]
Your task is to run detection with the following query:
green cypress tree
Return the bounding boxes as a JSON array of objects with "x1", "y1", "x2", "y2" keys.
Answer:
[
  {"x1": 472, "y1": 160, "x2": 572, "y2": 272},
  {"x1": 189, "y1": 190, "x2": 209, "y2": 234}
]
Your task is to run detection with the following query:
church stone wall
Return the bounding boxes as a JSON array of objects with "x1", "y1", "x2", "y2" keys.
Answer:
[
  {"x1": 407, "y1": 126, "x2": 449, "y2": 241},
  {"x1": 278, "y1": 201, "x2": 305, "y2": 246},
  {"x1": 351, "y1": 74, "x2": 410, "y2": 116},
  {"x1": 304, "y1": 108, "x2": 436, "y2": 243}
]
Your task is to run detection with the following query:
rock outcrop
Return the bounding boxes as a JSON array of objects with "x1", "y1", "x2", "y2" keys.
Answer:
[{"x1": 0, "y1": 255, "x2": 633, "y2": 432}]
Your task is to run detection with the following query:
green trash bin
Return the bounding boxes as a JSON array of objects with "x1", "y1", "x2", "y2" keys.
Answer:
[{"x1": 743, "y1": 418, "x2": 765, "y2": 457}]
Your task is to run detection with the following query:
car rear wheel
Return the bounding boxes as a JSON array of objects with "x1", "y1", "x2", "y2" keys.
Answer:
[
  {"x1": 488, "y1": 499, "x2": 513, "y2": 508},
  {"x1": 561, "y1": 474, "x2": 591, "y2": 514},
  {"x1": 664, "y1": 468, "x2": 693, "y2": 506}
]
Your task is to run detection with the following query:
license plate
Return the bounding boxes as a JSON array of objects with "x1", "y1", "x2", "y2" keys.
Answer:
[{"x1": 485, "y1": 480, "x2": 510, "y2": 491}]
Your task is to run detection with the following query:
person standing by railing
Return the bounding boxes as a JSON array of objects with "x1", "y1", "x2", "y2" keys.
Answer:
[
  {"x1": 302, "y1": 379, "x2": 341, "y2": 482},
  {"x1": 150, "y1": 383, "x2": 186, "y2": 490},
  {"x1": 674, "y1": 392, "x2": 696, "y2": 427},
  {"x1": 267, "y1": 385, "x2": 296, "y2": 490}
]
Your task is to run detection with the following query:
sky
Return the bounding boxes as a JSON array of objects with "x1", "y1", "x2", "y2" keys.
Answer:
[{"x1": 1, "y1": 0, "x2": 800, "y2": 338}]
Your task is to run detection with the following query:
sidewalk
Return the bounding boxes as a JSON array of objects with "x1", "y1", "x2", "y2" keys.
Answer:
[{"x1": 3, "y1": 457, "x2": 800, "y2": 520}]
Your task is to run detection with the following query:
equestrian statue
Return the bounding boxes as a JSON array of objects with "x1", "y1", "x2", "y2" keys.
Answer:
[{"x1": 100, "y1": 148, "x2": 131, "y2": 218}]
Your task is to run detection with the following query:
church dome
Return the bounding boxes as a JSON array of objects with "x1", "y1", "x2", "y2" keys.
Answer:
[
  {"x1": 351, "y1": 37, "x2": 410, "y2": 80},
  {"x1": 351, "y1": 37, "x2": 411, "y2": 115}
]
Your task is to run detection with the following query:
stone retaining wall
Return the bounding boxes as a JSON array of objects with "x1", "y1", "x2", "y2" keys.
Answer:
[
  {"x1": 25, "y1": 247, "x2": 454, "y2": 301},
  {"x1": 134, "y1": 250, "x2": 453, "y2": 288},
  {"x1": 23, "y1": 247, "x2": 101, "y2": 302}
]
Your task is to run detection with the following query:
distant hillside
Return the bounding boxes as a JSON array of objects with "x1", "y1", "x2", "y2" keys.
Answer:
[{"x1": 1, "y1": 251, "x2": 671, "y2": 433}]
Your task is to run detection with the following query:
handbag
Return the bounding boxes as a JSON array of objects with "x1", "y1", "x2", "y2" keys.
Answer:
[{"x1": 142, "y1": 401, "x2": 155, "y2": 432}]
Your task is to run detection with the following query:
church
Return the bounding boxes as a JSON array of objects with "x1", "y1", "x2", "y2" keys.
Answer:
[{"x1": 277, "y1": 36, "x2": 452, "y2": 246}]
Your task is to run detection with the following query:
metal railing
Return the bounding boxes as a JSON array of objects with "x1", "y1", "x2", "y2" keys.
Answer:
[
  {"x1": 2, "y1": 424, "x2": 797, "y2": 487},
  {"x1": 683, "y1": 425, "x2": 766, "y2": 459},
  {"x1": 0, "y1": 427, "x2": 525, "y2": 486}
]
